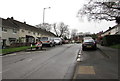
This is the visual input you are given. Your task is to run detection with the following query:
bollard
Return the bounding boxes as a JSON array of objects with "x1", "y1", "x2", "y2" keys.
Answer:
[{"x1": 31, "y1": 44, "x2": 32, "y2": 50}]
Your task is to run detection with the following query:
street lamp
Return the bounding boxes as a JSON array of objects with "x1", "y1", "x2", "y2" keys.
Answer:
[{"x1": 43, "y1": 7, "x2": 51, "y2": 24}]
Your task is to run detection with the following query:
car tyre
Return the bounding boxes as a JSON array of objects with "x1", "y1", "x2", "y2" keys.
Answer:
[
  {"x1": 94, "y1": 47, "x2": 97, "y2": 50},
  {"x1": 82, "y1": 47, "x2": 86, "y2": 51},
  {"x1": 49, "y1": 43, "x2": 53, "y2": 47}
]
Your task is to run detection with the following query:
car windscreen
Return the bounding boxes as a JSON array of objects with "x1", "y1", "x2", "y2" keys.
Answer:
[
  {"x1": 54, "y1": 38, "x2": 61, "y2": 40},
  {"x1": 40, "y1": 37, "x2": 48, "y2": 41},
  {"x1": 84, "y1": 39, "x2": 94, "y2": 43}
]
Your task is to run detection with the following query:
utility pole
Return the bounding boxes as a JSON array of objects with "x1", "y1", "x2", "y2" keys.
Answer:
[{"x1": 43, "y1": 7, "x2": 51, "y2": 24}]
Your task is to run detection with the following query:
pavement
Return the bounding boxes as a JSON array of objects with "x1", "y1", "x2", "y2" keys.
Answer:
[{"x1": 73, "y1": 44, "x2": 119, "y2": 80}]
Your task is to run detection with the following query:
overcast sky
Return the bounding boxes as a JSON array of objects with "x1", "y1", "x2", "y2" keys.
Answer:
[{"x1": 0, "y1": 0, "x2": 116, "y2": 33}]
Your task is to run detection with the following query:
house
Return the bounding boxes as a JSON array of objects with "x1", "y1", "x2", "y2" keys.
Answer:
[
  {"x1": 7, "y1": 18, "x2": 41, "y2": 43},
  {"x1": 7, "y1": 17, "x2": 56, "y2": 43},
  {"x1": 0, "y1": 18, "x2": 19, "y2": 48},
  {"x1": 97, "y1": 24, "x2": 120, "y2": 45},
  {"x1": 101, "y1": 24, "x2": 120, "y2": 37},
  {"x1": 1, "y1": 17, "x2": 56, "y2": 47},
  {"x1": 0, "y1": 18, "x2": 2, "y2": 49}
]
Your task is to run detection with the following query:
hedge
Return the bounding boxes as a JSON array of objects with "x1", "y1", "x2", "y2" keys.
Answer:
[{"x1": 102, "y1": 35, "x2": 120, "y2": 46}]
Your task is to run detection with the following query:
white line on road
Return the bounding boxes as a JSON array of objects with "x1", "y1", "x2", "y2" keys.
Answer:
[
  {"x1": 8, "y1": 53, "x2": 17, "y2": 56},
  {"x1": 27, "y1": 59, "x2": 32, "y2": 62},
  {"x1": 77, "y1": 58, "x2": 82, "y2": 62},
  {"x1": 26, "y1": 52, "x2": 31, "y2": 53},
  {"x1": 79, "y1": 50, "x2": 82, "y2": 55},
  {"x1": 78, "y1": 55, "x2": 81, "y2": 57},
  {"x1": 2, "y1": 69, "x2": 10, "y2": 73}
]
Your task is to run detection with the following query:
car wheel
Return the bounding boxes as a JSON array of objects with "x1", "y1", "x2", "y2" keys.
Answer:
[
  {"x1": 82, "y1": 47, "x2": 86, "y2": 51},
  {"x1": 94, "y1": 47, "x2": 97, "y2": 50},
  {"x1": 49, "y1": 44, "x2": 53, "y2": 47}
]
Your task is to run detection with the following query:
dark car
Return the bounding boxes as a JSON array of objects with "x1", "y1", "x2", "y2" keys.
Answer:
[{"x1": 82, "y1": 39, "x2": 97, "y2": 51}]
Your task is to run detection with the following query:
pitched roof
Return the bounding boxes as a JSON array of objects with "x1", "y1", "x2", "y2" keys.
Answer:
[
  {"x1": 7, "y1": 17, "x2": 56, "y2": 36},
  {"x1": 0, "y1": 17, "x2": 56, "y2": 37},
  {"x1": 103, "y1": 24, "x2": 120, "y2": 34},
  {"x1": 1, "y1": 18, "x2": 18, "y2": 29}
]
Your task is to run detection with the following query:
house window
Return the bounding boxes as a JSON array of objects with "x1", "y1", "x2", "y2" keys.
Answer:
[
  {"x1": 38, "y1": 33, "x2": 39, "y2": 35},
  {"x1": 33, "y1": 32, "x2": 35, "y2": 35},
  {"x1": 13, "y1": 28, "x2": 17, "y2": 33},
  {"x1": 28, "y1": 31, "x2": 31, "y2": 34},
  {"x1": 21, "y1": 29, "x2": 24, "y2": 32},
  {"x1": 2, "y1": 27, "x2": 7, "y2": 32}
]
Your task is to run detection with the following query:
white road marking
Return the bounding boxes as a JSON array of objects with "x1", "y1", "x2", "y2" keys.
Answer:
[
  {"x1": 2, "y1": 69, "x2": 10, "y2": 73},
  {"x1": 8, "y1": 53, "x2": 17, "y2": 56},
  {"x1": 79, "y1": 50, "x2": 82, "y2": 54},
  {"x1": 77, "y1": 58, "x2": 82, "y2": 62},
  {"x1": 27, "y1": 59, "x2": 32, "y2": 62},
  {"x1": 26, "y1": 52, "x2": 31, "y2": 53},
  {"x1": 78, "y1": 55, "x2": 81, "y2": 57}
]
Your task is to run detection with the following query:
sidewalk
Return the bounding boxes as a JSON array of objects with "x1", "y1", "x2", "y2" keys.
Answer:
[
  {"x1": 73, "y1": 44, "x2": 118, "y2": 80},
  {"x1": 97, "y1": 44, "x2": 118, "y2": 62}
]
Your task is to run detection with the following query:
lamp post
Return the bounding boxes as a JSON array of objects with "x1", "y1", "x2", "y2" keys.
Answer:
[{"x1": 43, "y1": 7, "x2": 51, "y2": 24}]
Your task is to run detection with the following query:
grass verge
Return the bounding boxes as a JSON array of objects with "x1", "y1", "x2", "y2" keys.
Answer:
[
  {"x1": 1, "y1": 46, "x2": 36, "y2": 55},
  {"x1": 110, "y1": 44, "x2": 120, "y2": 49}
]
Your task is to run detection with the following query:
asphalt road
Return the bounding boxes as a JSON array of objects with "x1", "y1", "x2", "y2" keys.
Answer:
[
  {"x1": 2, "y1": 44, "x2": 118, "y2": 80},
  {"x1": 74, "y1": 44, "x2": 118, "y2": 79},
  {"x1": 2, "y1": 44, "x2": 80, "y2": 79}
]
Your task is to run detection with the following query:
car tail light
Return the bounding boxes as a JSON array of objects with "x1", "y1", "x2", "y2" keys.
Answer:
[
  {"x1": 83, "y1": 42, "x2": 87, "y2": 45},
  {"x1": 46, "y1": 41, "x2": 49, "y2": 43},
  {"x1": 93, "y1": 42, "x2": 96, "y2": 45}
]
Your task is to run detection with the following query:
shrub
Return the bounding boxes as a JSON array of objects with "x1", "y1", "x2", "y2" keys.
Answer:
[{"x1": 102, "y1": 35, "x2": 120, "y2": 46}]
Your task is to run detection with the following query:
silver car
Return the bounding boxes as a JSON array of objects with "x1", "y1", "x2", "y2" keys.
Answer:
[{"x1": 54, "y1": 37, "x2": 62, "y2": 45}]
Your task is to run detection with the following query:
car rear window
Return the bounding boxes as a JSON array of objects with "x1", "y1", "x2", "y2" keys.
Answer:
[
  {"x1": 54, "y1": 38, "x2": 60, "y2": 40},
  {"x1": 40, "y1": 37, "x2": 48, "y2": 41},
  {"x1": 84, "y1": 39, "x2": 94, "y2": 42}
]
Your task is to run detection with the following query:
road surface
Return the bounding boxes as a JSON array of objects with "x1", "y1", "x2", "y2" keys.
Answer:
[
  {"x1": 2, "y1": 44, "x2": 80, "y2": 79},
  {"x1": 2, "y1": 44, "x2": 118, "y2": 80},
  {"x1": 74, "y1": 44, "x2": 118, "y2": 79}
]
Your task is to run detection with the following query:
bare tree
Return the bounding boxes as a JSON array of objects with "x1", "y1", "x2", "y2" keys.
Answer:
[
  {"x1": 53, "y1": 22, "x2": 69, "y2": 37},
  {"x1": 36, "y1": 23, "x2": 51, "y2": 31},
  {"x1": 77, "y1": 0, "x2": 120, "y2": 24},
  {"x1": 71, "y1": 29, "x2": 78, "y2": 38}
]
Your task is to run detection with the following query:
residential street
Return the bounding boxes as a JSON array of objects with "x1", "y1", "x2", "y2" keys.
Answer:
[
  {"x1": 1, "y1": 0, "x2": 120, "y2": 81},
  {"x1": 2, "y1": 44, "x2": 118, "y2": 80},
  {"x1": 2, "y1": 44, "x2": 80, "y2": 79}
]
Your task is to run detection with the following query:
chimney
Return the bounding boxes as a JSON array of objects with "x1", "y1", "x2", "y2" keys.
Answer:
[
  {"x1": 11, "y1": 17, "x2": 14, "y2": 20},
  {"x1": 24, "y1": 21, "x2": 26, "y2": 24},
  {"x1": 109, "y1": 27, "x2": 111, "y2": 29}
]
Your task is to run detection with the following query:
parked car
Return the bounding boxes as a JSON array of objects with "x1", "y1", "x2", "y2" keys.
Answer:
[
  {"x1": 83, "y1": 37, "x2": 93, "y2": 40},
  {"x1": 53, "y1": 37, "x2": 62, "y2": 45},
  {"x1": 82, "y1": 39, "x2": 97, "y2": 51},
  {"x1": 39, "y1": 37, "x2": 55, "y2": 47}
]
